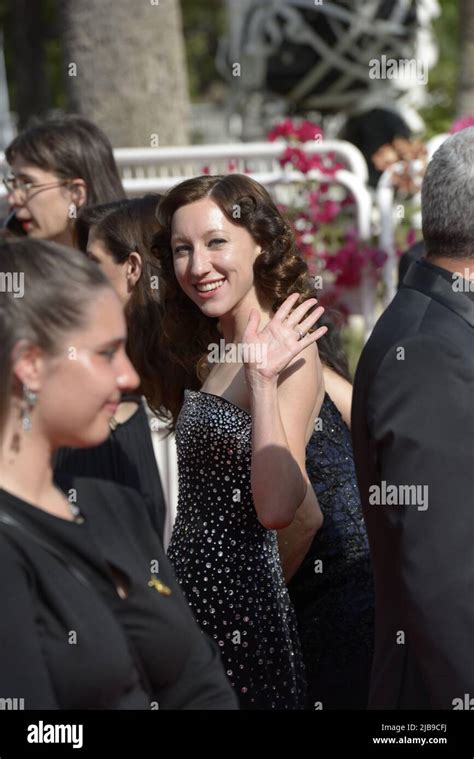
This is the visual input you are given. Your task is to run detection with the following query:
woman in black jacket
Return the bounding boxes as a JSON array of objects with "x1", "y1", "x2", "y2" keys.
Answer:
[{"x1": 0, "y1": 238, "x2": 237, "y2": 710}]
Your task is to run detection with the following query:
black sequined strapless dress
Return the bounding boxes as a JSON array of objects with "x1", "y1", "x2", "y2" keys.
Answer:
[{"x1": 167, "y1": 390, "x2": 306, "y2": 710}]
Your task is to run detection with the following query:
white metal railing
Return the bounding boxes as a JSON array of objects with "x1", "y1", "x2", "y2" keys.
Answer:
[
  {"x1": 113, "y1": 140, "x2": 369, "y2": 184},
  {"x1": 426, "y1": 132, "x2": 448, "y2": 159},
  {"x1": 0, "y1": 138, "x2": 368, "y2": 191},
  {"x1": 376, "y1": 133, "x2": 448, "y2": 308},
  {"x1": 0, "y1": 140, "x2": 371, "y2": 239},
  {"x1": 377, "y1": 166, "x2": 402, "y2": 308}
]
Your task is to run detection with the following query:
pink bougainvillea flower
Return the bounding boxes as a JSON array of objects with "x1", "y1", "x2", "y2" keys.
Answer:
[
  {"x1": 318, "y1": 200, "x2": 341, "y2": 224},
  {"x1": 450, "y1": 116, "x2": 474, "y2": 133},
  {"x1": 341, "y1": 194, "x2": 355, "y2": 206},
  {"x1": 265, "y1": 117, "x2": 390, "y2": 311},
  {"x1": 267, "y1": 118, "x2": 298, "y2": 141},
  {"x1": 365, "y1": 247, "x2": 388, "y2": 269},
  {"x1": 279, "y1": 146, "x2": 310, "y2": 173},
  {"x1": 295, "y1": 120, "x2": 324, "y2": 143}
]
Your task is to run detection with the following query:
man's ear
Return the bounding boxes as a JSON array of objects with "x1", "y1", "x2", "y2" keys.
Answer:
[
  {"x1": 11, "y1": 341, "x2": 44, "y2": 392},
  {"x1": 126, "y1": 252, "x2": 143, "y2": 288}
]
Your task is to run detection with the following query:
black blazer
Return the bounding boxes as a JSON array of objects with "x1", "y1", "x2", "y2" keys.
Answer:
[
  {"x1": 351, "y1": 259, "x2": 474, "y2": 709},
  {"x1": 54, "y1": 395, "x2": 167, "y2": 542},
  {"x1": 398, "y1": 240, "x2": 425, "y2": 287}
]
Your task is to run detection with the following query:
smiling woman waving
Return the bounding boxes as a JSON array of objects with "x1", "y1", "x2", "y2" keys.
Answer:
[{"x1": 153, "y1": 174, "x2": 328, "y2": 709}]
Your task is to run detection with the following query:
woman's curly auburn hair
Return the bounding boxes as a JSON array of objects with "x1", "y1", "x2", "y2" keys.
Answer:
[{"x1": 151, "y1": 173, "x2": 348, "y2": 430}]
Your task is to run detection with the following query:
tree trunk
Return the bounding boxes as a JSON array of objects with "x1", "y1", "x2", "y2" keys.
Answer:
[
  {"x1": 61, "y1": 0, "x2": 190, "y2": 146},
  {"x1": 11, "y1": 0, "x2": 50, "y2": 128},
  {"x1": 457, "y1": 0, "x2": 474, "y2": 117}
]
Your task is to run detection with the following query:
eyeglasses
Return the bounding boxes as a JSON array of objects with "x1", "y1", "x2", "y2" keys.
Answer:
[{"x1": 2, "y1": 174, "x2": 67, "y2": 197}]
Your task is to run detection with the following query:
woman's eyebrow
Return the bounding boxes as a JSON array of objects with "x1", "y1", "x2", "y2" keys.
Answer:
[
  {"x1": 13, "y1": 171, "x2": 37, "y2": 182},
  {"x1": 172, "y1": 229, "x2": 226, "y2": 241},
  {"x1": 96, "y1": 336, "x2": 126, "y2": 349},
  {"x1": 86, "y1": 250, "x2": 101, "y2": 263}
]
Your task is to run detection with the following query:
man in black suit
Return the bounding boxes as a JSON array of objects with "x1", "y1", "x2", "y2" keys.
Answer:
[
  {"x1": 351, "y1": 127, "x2": 474, "y2": 709},
  {"x1": 398, "y1": 239, "x2": 425, "y2": 287}
]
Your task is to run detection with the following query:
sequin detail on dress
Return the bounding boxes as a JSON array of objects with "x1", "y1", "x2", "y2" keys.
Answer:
[{"x1": 167, "y1": 389, "x2": 306, "y2": 710}]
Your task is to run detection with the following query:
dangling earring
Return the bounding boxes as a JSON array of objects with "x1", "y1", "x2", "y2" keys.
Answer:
[
  {"x1": 68, "y1": 202, "x2": 77, "y2": 220},
  {"x1": 21, "y1": 384, "x2": 38, "y2": 432}
]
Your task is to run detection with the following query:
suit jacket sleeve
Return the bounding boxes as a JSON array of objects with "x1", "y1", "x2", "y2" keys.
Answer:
[{"x1": 367, "y1": 333, "x2": 474, "y2": 707}]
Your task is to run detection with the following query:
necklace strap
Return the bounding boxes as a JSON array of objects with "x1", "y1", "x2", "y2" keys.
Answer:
[{"x1": 0, "y1": 509, "x2": 91, "y2": 587}]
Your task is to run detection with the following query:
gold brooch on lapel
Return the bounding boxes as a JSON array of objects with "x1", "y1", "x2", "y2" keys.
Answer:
[{"x1": 148, "y1": 575, "x2": 172, "y2": 596}]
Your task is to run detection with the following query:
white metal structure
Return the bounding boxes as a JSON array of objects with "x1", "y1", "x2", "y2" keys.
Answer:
[
  {"x1": 113, "y1": 138, "x2": 369, "y2": 182},
  {"x1": 377, "y1": 163, "x2": 405, "y2": 307},
  {"x1": 0, "y1": 139, "x2": 370, "y2": 218},
  {"x1": 376, "y1": 132, "x2": 448, "y2": 308},
  {"x1": 0, "y1": 140, "x2": 372, "y2": 226},
  {"x1": 219, "y1": 0, "x2": 440, "y2": 139},
  {"x1": 0, "y1": 138, "x2": 372, "y2": 239}
]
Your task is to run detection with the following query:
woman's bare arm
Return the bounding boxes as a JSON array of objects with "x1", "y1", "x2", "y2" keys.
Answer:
[{"x1": 244, "y1": 295, "x2": 326, "y2": 530}]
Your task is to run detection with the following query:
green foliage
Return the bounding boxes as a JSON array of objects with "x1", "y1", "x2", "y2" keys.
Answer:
[
  {"x1": 342, "y1": 323, "x2": 365, "y2": 379},
  {"x1": 419, "y1": 0, "x2": 459, "y2": 137},
  {"x1": 0, "y1": 0, "x2": 64, "y2": 115},
  {"x1": 180, "y1": 0, "x2": 226, "y2": 100}
]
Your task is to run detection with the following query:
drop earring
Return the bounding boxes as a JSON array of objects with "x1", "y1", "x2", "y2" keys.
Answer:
[
  {"x1": 21, "y1": 385, "x2": 38, "y2": 432},
  {"x1": 68, "y1": 202, "x2": 77, "y2": 219}
]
